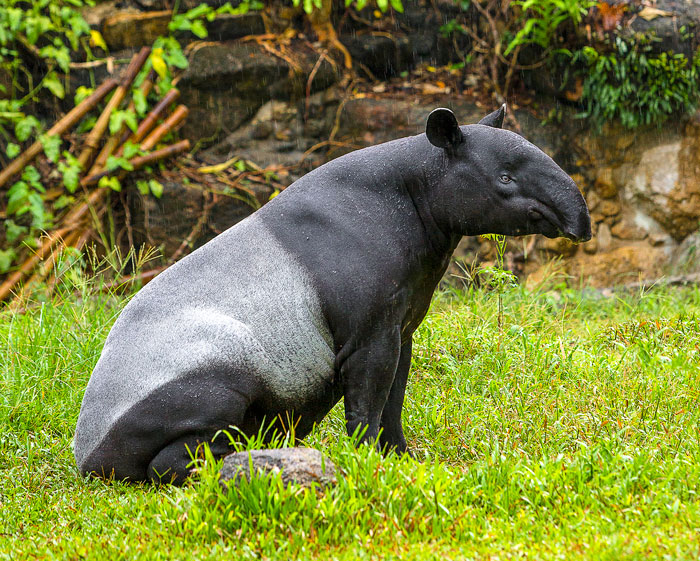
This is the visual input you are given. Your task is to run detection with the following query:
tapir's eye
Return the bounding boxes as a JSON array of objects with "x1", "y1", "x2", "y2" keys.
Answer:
[{"x1": 499, "y1": 174, "x2": 513, "y2": 184}]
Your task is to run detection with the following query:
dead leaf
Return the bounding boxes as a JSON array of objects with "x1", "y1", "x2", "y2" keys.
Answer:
[
  {"x1": 638, "y1": 6, "x2": 673, "y2": 20},
  {"x1": 564, "y1": 78, "x2": 584, "y2": 102},
  {"x1": 198, "y1": 157, "x2": 240, "y2": 174},
  {"x1": 420, "y1": 83, "x2": 451, "y2": 94},
  {"x1": 597, "y1": 2, "x2": 626, "y2": 31}
]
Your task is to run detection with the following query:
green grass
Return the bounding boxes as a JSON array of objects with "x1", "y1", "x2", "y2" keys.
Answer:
[{"x1": 2, "y1": 280, "x2": 700, "y2": 559}]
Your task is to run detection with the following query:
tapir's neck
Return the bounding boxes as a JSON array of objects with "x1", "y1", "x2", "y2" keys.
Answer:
[{"x1": 385, "y1": 136, "x2": 462, "y2": 257}]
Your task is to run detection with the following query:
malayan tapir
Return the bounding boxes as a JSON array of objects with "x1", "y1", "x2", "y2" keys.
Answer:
[{"x1": 74, "y1": 106, "x2": 591, "y2": 484}]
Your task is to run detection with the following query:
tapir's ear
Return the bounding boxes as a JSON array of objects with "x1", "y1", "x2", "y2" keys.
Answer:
[
  {"x1": 478, "y1": 103, "x2": 506, "y2": 128},
  {"x1": 426, "y1": 108, "x2": 464, "y2": 149}
]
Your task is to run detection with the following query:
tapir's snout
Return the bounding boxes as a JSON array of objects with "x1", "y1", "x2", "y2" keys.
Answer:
[
  {"x1": 537, "y1": 174, "x2": 592, "y2": 243},
  {"x1": 561, "y1": 181, "x2": 592, "y2": 243}
]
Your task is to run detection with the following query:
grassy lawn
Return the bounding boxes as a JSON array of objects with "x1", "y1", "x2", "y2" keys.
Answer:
[{"x1": 2, "y1": 279, "x2": 700, "y2": 559}]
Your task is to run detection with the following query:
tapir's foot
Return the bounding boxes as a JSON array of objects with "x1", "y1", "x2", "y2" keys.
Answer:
[
  {"x1": 378, "y1": 425, "x2": 412, "y2": 457},
  {"x1": 147, "y1": 433, "x2": 233, "y2": 486},
  {"x1": 347, "y1": 420, "x2": 413, "y2": 458},
  {"x1": 381, "y1": 441, "x2": 415, "y2": 459}
]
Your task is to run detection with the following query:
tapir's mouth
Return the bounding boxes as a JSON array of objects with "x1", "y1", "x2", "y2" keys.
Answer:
[
  {"x1": 562, "y1": 210, "x2": 593, "y2": 243},
  {"x1": 562, "y1": 230, "x2": 592, "y2": 243},
  {"x1": 530, "y1": 206, "x2": 592, "y2": 243}
]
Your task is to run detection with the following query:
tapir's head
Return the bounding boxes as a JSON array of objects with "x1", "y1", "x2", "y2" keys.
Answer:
[{"x1": 425, "y1": 106, "x2": 591, "y2": 242}]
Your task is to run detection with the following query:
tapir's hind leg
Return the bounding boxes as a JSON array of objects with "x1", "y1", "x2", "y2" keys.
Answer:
[
  {"x1": 143, "y1": 367, "x2": 262, "y2": 485},
  {"x1": 79, "y1": 363, "x2": 265, "y2": 484}
]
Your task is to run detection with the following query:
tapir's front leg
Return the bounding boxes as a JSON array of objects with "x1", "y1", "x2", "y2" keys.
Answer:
[
  {"x1": 341, "y1": 327, "x2": 401, "y2": 444},
  {"x1": 379, "y1": 338, "x2": 412, "y2": 454}
]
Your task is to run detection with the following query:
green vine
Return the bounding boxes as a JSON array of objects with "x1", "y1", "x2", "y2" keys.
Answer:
[
  {"x1": 0, "y1": 0, "x2": 96, "y2": 273},
  {"x1": 292, "y1": 0, "x2": 403, "y2": 16},
  {"x1": 0, "y1": 0, "x2": 93, "y2": 146}
]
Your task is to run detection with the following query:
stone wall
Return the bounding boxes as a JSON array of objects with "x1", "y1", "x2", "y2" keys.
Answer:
[{"x1": 82, "y1": 0, "x2": 700, "y2": 287}]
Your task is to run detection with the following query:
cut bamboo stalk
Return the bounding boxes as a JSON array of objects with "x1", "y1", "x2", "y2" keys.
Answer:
[
  {"x1": 0, "y1": 187, "x2": 108, "y2": 302},
  {"x1": 115, "y1": 88, "x2": 180, "y2": 156},
  {"x1": 139, "y1": 105, "x2": 189, "y2": 151},
  {"x1": 88, "y1": 72, "x2": 155, "y2": 177},
  {"x1": 62, "y1": 186, "x2": 109, "y2": 226},
  {"x1": 81, "y1": 139, "x2": 191, "y2": 187},
  {"x1": 0, "y1": 227, "x2": 72, "y2": 302},
  {"x1": 77, "y1": 46, "x2": 152, "y2": 172},
  {"x1": 23, "y1": 229, "x2": 83, "y2": 292},
  {"x1": 0, "y1": 79, "x2": 118, "y2": 190}
]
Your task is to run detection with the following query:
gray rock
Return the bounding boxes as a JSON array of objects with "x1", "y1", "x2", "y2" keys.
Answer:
[
  {"x1": 670, "y1": 230, "x2": 700, "y2": 275},
  {"x1": 219, "y1": 448, "x2": 337, "y2": 489},
  {"x1": 101, "y1": 10, "x2": 171, "y2": 51},
  {"x1": 621, "y1": 138, "x2": 700, "y2": 242},
  {"x1": 340, "y1": 35, "x2": 402, "y2": 79},
  {"x1": 178, "y1": 42, "x2": 338, "y2": 142}
]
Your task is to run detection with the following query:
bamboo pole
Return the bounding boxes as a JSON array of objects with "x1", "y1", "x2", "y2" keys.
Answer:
[
  {"x1": 0, "y1": 79, "x2": 118, "y2": 190},
  {"x1": 0, "y1": 184, "x2": 109, "y2": 302},
  {"x1": 139, "y1": 105, "x2": 189, "y2": 151},
  {"x1": 77, "y1": 47, "x2": 152, "y2": 172},
  {"x1": 0, "y1": 227, "x2": 72, "y2": 302},
  {"x1": 114, "y1": 88, "x2": 180, "y2": 156},
  {"x1": 88, "y1": 71, "x2": 155, "y2": 177},
  {"x1": 81, "y1": 139, "x2": 190, "y2": 187}
]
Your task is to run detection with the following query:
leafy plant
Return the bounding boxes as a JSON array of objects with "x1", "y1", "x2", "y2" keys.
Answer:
[
  {"x1": 346, "y1": 0, "x2": 404, "y2": 14},
  {"x1": 573, "y1": 35, "x2": 700, "y2": 129},
  {"x1": 0, "y1": 0, "x2": 93, "y2": 143},
  {"x1": 0, "y1": 1, "x2": 257, "y2": 280},
  {"x1": 169, "y1": 0, "x2": 263, "y2": 38},
  {"x1": 505, "y1": 0, "x2": 594, "y2": 56},
  {"x1": 291, "y1": 0, "x2": 403, "y2": 16},
  {"x1": 0, "y1": 0, "x2": 97, "y2": 279}
]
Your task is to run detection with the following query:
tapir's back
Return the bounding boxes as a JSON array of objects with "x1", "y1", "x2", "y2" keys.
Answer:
[{"x1": 74, "y1": 213, "x2": 335, "y2": 475}]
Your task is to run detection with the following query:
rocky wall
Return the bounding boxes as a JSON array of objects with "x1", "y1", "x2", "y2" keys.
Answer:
[{"x1": 81, "y1": 0, "x2": 700, "y2": 287}]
